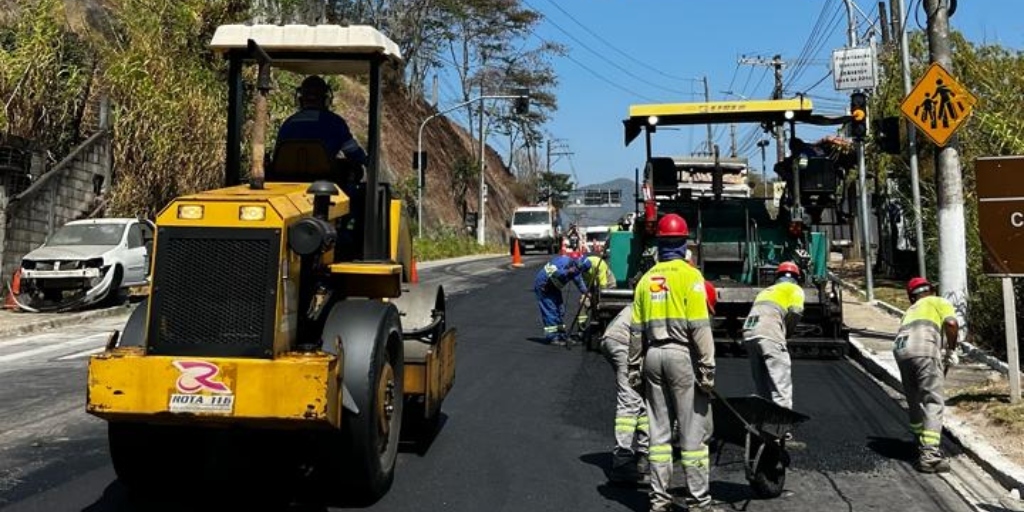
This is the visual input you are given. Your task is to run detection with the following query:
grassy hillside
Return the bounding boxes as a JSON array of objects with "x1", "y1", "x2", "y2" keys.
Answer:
[{"x1": 0, "y1": 0, "x2": 527, "y2": 247}]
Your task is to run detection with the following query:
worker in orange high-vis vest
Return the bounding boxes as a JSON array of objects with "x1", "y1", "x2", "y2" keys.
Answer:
[
  {"x1": 894, "y1": 277, "x2": 959, "y2": 473},
  {"x1": 628, "y1": 213, "x2": 718, "y2": 512}
]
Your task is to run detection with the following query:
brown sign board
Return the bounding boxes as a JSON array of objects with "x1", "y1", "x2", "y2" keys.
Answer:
[{"x1": 977, "y1": 156, "x2": 1024, "y2": 275}]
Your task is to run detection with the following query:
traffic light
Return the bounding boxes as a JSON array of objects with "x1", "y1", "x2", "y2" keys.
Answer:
[
  {"x1": 872, "y1": 116, "x2": 901, "y2": 155},
  {"x1": 849, "y1": 92, "x2": 868, "y2": 141},
  {"x1": 513, "y1": 88, "x2": 530, "y2": 115}
]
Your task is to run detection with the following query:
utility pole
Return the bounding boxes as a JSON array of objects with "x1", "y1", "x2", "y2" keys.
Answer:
[
  {"x1": 737, "y1": 55, "x2": 786, "y2": 163},
  {"x1": 729, "y1": 124, "x2": 738, "y2": 158},
  {"x1": 703, "y1": 76, "x2": 713, "y2": 155},
  {"x1": 924, "y1": 0, "x2": 969, "y2": 335},
  {"x1": 772, "y1": 55, "x2": 785, "y2": 163},
  {"x1": 757, "y1": 139, "x2": 769, "y2": 196},
  {"x1": 897, "y1": 0, "x2": 927, "y2": 278},
  {"x1": 844, "y1": 0, "x2": 875, "y2": 302},
  {"x1": 477, "y1": 84, "x2": 488, "y2": 246}
]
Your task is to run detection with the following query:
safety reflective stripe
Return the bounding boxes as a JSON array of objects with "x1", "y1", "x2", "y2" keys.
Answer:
[
  {"x1": 543, "y1": 326, "x2": 559, "y2": 333},
  {"x1": 642, "y1": 318, "x2": 711, "y2": 342},
  {"x1": 577, "y1": 315, "x2": 588, "y2": 324},
  {"x1": 920, "y1": 430, "x2": 941, "y2": 446},
  {"x1": 637, "y1": 416, "x2": 649, "y2": 431},
  {"x1": 681, "y1": 448, "x2": 709, "y2": 468},
  {"x1": 910, "y1": 422, "x2": 923, "y2": 434},
  {"x1": 649, "y1": 444, "x2": 673, "y2": 464},
  {"x1": 615, "y1": 417, "x2": 638, "y2": 433}
]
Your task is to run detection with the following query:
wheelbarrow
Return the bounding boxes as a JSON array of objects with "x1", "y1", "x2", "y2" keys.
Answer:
[{"x1": 708, "y1": 390, "x2": 810, "y2": 499}]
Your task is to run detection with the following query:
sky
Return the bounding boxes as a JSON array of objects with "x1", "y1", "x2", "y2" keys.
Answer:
[{"x1": 435, "y1": 0, "x2": 1024, "y2": 187}]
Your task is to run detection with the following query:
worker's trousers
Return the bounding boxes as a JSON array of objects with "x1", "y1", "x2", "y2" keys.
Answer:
[
  {"x1": 600, "y1": 339, "x2": 649, "y2": 456},
  {"x1": 534, "y1": 285, "x2": 566, "y2": 341},
  {"x1": 643, "y1": 342, "x2": 711, "y2": 511},
  {"x1": 745, "y1": 336, "x2": 793, "y2": 409},
  {"x1": 896, "y1": 355, "x2": 945, "y2": 460}
]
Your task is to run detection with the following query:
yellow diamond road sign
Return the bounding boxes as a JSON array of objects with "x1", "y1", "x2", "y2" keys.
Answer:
[{"x1": 900, "y1": 62, "x2": 977, "y2": 147}]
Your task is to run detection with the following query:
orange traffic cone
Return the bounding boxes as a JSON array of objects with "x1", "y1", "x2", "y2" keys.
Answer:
[
  {"x1": 4, "y1": 269, "x2": 21, "y2": 311},
  {"x1": 410, "y1": 256, "x2": 419, "y2": 284},
  {"x1": 511, "y1": 239, "x2": 524, "y2": 268}
]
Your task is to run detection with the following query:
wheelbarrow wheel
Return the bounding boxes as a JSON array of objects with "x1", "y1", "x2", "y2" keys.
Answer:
[{"x1": 749, "y1": 447, "x2": 787, "y2": 498}]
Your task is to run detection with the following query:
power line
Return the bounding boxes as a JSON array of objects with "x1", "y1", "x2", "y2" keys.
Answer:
[
  {"x1": 536, "y1": 0, "x2": 700, "y2": 83},
  {"x1": 525, "y1": 1, "x2": 692, "y2": 96},
  {"x1": 527, "y1": 32, "x2": 659, "y2": 102}
]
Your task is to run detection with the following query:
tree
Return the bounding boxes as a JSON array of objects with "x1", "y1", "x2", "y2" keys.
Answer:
[
  {"x1": 450, "y1": 155, "x2": 479, "y2": 221},
  {"x1": 537, "y1": 171, "x2": 572, "y2": 208}
]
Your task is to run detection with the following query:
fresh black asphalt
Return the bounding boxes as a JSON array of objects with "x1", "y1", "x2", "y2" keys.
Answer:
[{"x1": 0, "y1": 257, "x2": 975, "y2": 511}]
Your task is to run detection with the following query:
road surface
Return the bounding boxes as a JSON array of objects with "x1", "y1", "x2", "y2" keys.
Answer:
[{"x1": 0, "y1": 256, "x2": 1011, "y2": 511}]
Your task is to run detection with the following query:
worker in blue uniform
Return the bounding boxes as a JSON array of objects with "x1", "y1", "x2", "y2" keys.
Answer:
[{"x1": 534, "y1": 255, "x2": 592, "y2": 345}]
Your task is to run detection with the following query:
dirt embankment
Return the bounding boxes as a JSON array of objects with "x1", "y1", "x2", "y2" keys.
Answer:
[{"x1": 335, "y1": 79, "x2": 527, "y2": 243}]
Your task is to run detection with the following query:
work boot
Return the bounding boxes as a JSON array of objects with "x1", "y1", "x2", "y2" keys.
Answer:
[
  {"x1": 915, "y1": 446, "x2": 951, "y2": 473},
  {"x1": 914, "y1": 455, "x2": 951, "y2": 473},
  {"x1": 609, "y1": 448, "x2": 640, "y2": 483}
]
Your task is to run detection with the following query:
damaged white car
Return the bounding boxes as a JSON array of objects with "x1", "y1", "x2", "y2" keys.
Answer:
[{"x1": 16, "y1": 218, "x2": 154, "y2": 312}]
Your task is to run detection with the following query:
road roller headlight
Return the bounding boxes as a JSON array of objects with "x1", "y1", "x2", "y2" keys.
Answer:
[
  {"x1": 177, "y1": 205, "x2": 204, "y2": 219},
  {"x1": 239, "y1": 205, "x2": 266, "y2": 221},
  {"x1": 288, "y1": 217, "x2": 337, "y2": 256}
]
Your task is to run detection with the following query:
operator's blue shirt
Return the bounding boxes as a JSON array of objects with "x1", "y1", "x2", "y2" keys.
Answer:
[
  {"x1": 534, "y1": 255, "x2": 588, "y2": 295},
  {"x1": 276, "y1": 108, "x2": 367, "y2": 164}
]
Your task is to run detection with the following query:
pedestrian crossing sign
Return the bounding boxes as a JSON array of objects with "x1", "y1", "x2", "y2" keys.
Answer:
[{"x1": 900, "y1": 62, "x2": 977, "y2": 147}]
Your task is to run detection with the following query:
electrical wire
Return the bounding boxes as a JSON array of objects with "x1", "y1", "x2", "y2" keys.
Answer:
[
  {"x1": 536, "y1": 0, "x2": 699, "y2": 83},
  {"x1": 524, "y1": 0, "x2": 690, "y2": 96},
  {"x1": 527, "y1": 32, "x2": 659, "y2": 103}
]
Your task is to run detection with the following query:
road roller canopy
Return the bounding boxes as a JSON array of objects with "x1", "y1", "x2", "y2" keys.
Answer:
[
  {"x1": 210, "y1": 24, "x2": 403, "y2": 74},
  {"x1": 624, "y1": 97, "x2": 847, "y2": 146},
  {"x1": 209, "y1": 23, "x2": 404, "y2": 261}
]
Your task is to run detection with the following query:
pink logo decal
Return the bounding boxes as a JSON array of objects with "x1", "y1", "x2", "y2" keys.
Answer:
[{"x1": 173, "y1": 361, "x2": 231, "y2": 394}]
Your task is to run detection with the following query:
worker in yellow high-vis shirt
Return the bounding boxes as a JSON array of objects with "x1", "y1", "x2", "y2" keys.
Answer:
[
  {"x1": 742, "y1": 261, "x2": 805, "y2": 410},
  {"x1": 627, "y1": 213, "x2": 718, "y2": 512},
  {"x1": 894, "y1": 277, "x2": 959, "y2": 474}
]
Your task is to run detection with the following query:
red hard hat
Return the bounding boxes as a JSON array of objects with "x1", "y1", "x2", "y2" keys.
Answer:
[
  {"x1": 907, "y1": 277, "x2": 932, "y2": 296},
  {"x1": 704, "y1": 280, "x2": 717, "y2": 315},
  {"x1": 776, "y1": 261, "x2": 801, "y2": 277},
  {"x1": 657, "y1": 214, "x2": 689, "y2": 238}
]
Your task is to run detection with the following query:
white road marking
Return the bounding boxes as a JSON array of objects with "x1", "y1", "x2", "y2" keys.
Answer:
[
  {"x1": 0, "y1": 333, "x2": 109, "y2": 363},
  {"x1": 54, "y1": 346, "x2": 106, "y2": 361}
]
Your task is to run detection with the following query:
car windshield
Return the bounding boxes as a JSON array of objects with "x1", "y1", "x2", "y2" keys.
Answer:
[
  {"x1": 47, "y1": 224, "x2": 125, "y2": 246},
  {"x1": 513, "y1": 211, "x2": 549, "y2": 225}
]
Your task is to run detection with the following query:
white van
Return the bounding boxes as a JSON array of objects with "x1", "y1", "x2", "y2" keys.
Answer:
[{"x1": 508, "y1": 205, "x2": 560, "y2": 255}]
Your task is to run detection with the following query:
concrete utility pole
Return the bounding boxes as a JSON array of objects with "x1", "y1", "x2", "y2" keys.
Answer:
[
  {"x1": 772, "y1": 55, "x2": 785, "y2": 163},
  {"x1": 738, "y1": 55, "x2": 786, "y2": 163},
  {"x1": 897, "y1": 0, "x2": 928, "y2": 278},
  {"x1": 703, "y1": 76, "x2": 713, "y2": 155},
  {"x1": 924, "y1": 0, "x2": 970, "y2": 336},
  {"x1": 845, "y1": 0, "x2": 875, "y2": 302},
  {"x1": 478, "y1": 84, "x2": 487, "y2": 246},
  {"x1": 730, "y1": 124, "x2": 738, "y2": 157}
]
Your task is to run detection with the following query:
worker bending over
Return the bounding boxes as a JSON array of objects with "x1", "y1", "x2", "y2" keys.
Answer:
[
  {"x1": 601, "y1": 306, "x2": 649, "y2": 484},
  {"x1": 894, "y1": 277, "x2": 959, "y2": 473},
  {"x1": 533, "y1": 254, "x2": 591, "y2": 345},
  {"x1": 742, "y1": 262, "x2": 805, "y2": 409}
]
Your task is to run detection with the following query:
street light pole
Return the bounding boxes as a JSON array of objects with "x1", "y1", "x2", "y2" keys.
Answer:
[{"x1": 416, "y1": 92, "x2": 528, "y2": 241}]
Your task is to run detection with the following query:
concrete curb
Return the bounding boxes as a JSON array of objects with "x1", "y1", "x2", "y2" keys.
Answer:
[
  {"x1": 0, "y1": 304, "x2": 133, "y2": 339},
  {"x1": 847, "y1": 335, "x2": 1024, "y2": 496}
]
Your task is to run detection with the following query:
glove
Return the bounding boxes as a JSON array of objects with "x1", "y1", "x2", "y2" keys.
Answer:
[
  {"x1": 696, "y1": 365, "x2": 715, "y2": 394},
  {"x1": 627, "y1": 365, "x2": 643, "y2": 390}
]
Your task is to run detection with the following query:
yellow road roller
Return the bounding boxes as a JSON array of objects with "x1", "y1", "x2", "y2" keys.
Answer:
[{"x1": 85, "y1": 24, "x2": 455, "y2": 505}]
